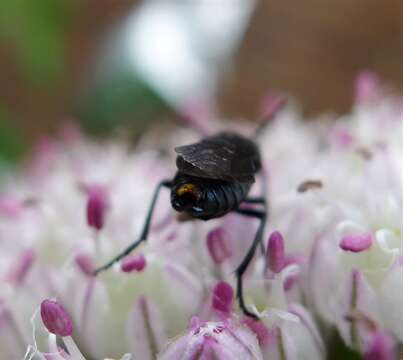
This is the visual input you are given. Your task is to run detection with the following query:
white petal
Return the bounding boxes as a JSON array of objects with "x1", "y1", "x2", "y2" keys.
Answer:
[
  {"x1": 126, "y1": 296, "x2": 166, "y2": 360},
  {"x1": 379, "y1": 263, "x2": 403, "y2": 341}
]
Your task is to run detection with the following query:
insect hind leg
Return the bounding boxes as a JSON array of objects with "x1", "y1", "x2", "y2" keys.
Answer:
[
  {"x1": 93, "y1": 179, "x2": 171, "y2": 275},
  {"x1": 234, "y1": 208, "x2": 267, "y2": 318}
]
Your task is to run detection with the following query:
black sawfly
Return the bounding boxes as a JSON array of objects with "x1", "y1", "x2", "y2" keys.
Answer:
[{"x1": 94, "y1": 99, "x2": 285, "y2": 318}]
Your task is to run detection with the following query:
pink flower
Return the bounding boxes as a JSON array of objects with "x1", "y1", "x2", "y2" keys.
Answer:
[
  {"x1": 158, "y1": 317, "x2": 263, "y2": 360},
  {"x1": 0, "y1": 72, "x2": 401, "y2": 359}
]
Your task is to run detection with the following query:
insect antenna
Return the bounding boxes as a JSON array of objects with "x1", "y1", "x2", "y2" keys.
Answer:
[{"x1": 253, "y1": 94, "x2": 287, "y2": 139}]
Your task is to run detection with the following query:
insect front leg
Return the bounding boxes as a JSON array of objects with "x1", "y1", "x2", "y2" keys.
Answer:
[
  {"x1": 241, "y1": 196, "x2": 268, "y2": 255},
  {"x1": 93, "y1": 179, "x2": 172, "y2": 275},
  {"x1": 234, "y1": 208, "x2": 267, "y2": 318},
  {"x1": 242, "y1": 196, "x2": 265, "y2": 205}
]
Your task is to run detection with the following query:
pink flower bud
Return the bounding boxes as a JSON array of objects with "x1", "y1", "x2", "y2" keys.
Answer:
[
  {"x1": 206, "y1": 228, "x2": 232, "y2": 264},
  {"x1": 211, "y1": 281, "x2": 234, "y2": 314},
  {"x1": 121, "y1": 254, "x2": 147, "y2": 273},
  {"x1": 267, "y1": 231, "x2": 285, "y2": 273},
  {"x1": 40, "y1": 299, "x2": 73, "y2": 337},
  {"x1": 86, "y1": 185, "x2": 108, "y2": 231},
  {"x1": 340, "y1": 233, "x2": 373, "y2": 253}
]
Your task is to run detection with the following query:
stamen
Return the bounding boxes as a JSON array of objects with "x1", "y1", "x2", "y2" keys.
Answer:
[
  {"x1": 344, "y1": 309, "x2": 378, "y2": 332},
  {"x1": 40, "y1": 299, "x2": 73, "y2": 337},
  {"x1": 86, "y1": 185, "x2": 108, "y2": 231},
  {"x1": 267, "y1": 231, "x2": 285, "y2": 273},
  {"x1": 340, "y1": 233, "x2": 373, "y2": 253},
  {"x1": 74, "y1": 252, "x2": 94, "y2": 277},
  {"x1": 121, "y1": 254, "x2": 147, "y2": 273},
  {"x1": 7, "y1": 248, "x2": 35, "y2": 285},
  {"x1": 211, "y1": 281, "x2": 233, "y2": 314},
  {"x1": 206, "y1": 228, "x2": 232, "y2": 264}
]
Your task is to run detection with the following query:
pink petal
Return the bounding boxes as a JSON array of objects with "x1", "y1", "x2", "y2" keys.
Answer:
[
  {"x1": 6, "y1": 248, "x2": 35, "y2": 285},
  {"x1": 364, "y1": 331, "x2": 396, "y2": 360},
  {"x1": 242, "y1": 317, "x2": 271, "y2": 347},
  {"x1": 0, "y1": 198, "x2": 23, "y2": 218},
  {"x1": 206, "y1": 228, "x2": 232, "y2": 264}
]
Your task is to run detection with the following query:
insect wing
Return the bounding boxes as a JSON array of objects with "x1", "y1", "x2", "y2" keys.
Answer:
[{"x1": 175, "y1": 133, "x2": 260, "y2": 181}]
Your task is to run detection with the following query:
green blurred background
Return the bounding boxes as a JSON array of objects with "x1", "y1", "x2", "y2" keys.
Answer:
[{"x1": 0, "y1": 0, "x2": 403, "y2": 165}]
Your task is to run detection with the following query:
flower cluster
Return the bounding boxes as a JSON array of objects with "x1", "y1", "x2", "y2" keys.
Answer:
[{"x1": 0, "y1": 72, "x2": 401, "y2": 359}]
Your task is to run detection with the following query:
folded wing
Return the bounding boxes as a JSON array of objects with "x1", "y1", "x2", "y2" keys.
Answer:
[{"x1": 175, "y1": 132, "x2": 261, "y2": 182}]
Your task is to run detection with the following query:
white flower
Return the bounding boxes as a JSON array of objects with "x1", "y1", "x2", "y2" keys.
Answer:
[
  {"x1": 0, "y1": 121, "x2": 323, "y2": 359},
  {"x1": 296, "y1": 72, "x2": 403, "y2": 356}
]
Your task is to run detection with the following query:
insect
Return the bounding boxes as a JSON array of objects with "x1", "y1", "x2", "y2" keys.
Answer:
[{"x1": 94, "y1": 99, "x2": 285, "y2": 318}]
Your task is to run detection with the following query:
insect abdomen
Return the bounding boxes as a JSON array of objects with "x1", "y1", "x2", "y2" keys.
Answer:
[{"x1": 202, "y1": 181, "x2": 251, "y2": 220}]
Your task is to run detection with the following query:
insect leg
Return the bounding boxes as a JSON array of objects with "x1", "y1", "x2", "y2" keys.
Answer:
[
  {"x1": 234, "y1": 208, "x2": 266, "y2": 318},
  {"x1": 240, "y1": 196, "x2": 267, "y2": 255},
  {"x1": 93, "y1": 179, "x2": 172, "y2": 275},
  {"x1": 242, "y1": 196, "x2": 265, "y2": 204}
]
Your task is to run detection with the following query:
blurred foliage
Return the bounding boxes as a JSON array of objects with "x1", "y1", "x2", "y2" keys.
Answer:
[
  {"x1": 77, "y1": 68, "x2": 171, "y2": 136},
  {"x1": 0, "y1": 106, "x2": 26, "y2": 163},
  {"x1": 0, "y1": 0, "x2": 71, "y2": 85},
  {"x1": 328, "y1": 330, "x2": 362, "y2": 360}
]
